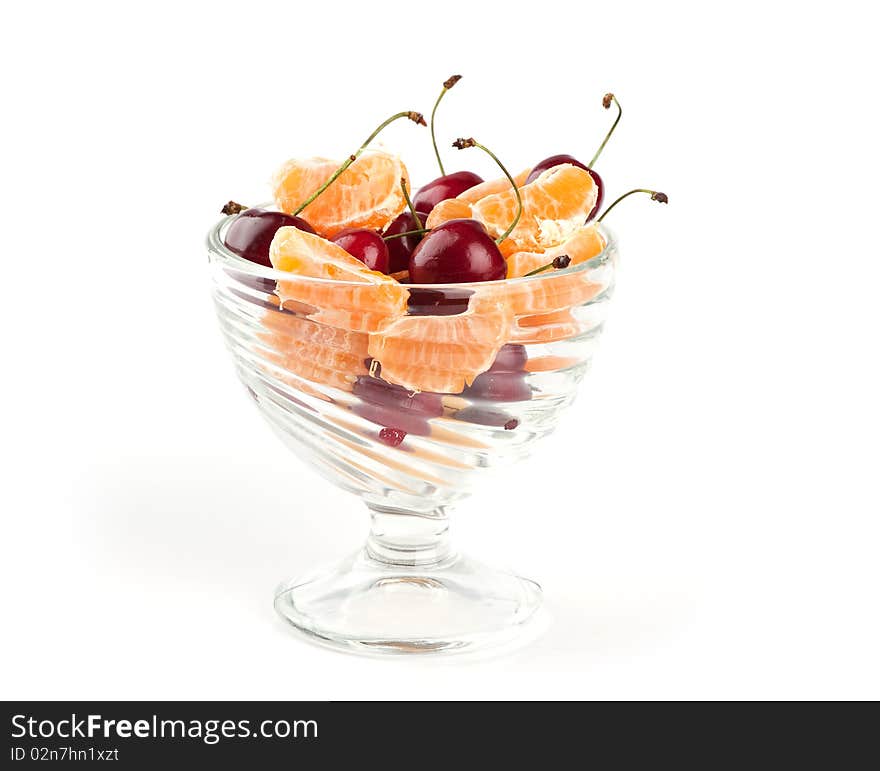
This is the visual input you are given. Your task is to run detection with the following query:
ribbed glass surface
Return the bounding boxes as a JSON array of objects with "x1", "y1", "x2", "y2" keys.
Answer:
[{"x1": 207, "y1": 217, "x2": 617, "y2": 514}]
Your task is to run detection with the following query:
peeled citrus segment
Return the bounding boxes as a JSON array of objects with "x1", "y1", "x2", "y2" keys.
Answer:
[
  {"x1": 505, "y1": 224, "x2": 606, "y2": 278},
  {"x1": 425, "y1": 198, "x2": 473, "y2": 228},
  {"x1": 524, "y1": 355, "x2": 579, "y2": 373},
  {"x1": 474, "y1": 164, "x2": 597, "y2": 254},
  {"x1": 423, "y1": 165, "x2": 598, "y2": 257},
  {"x1": 259, "y1": 308, "x2": 369, "y2": 391},
  {"x1": 504, "y1": 224, "x2": 607, "y2": 342},
  {"x1": 269, "y1": 226, "x2": 409, "y2": 332},
  {"x1": 510, "y1": 308, "x2": 583, "y2": 344},
  {"x1": 456, "y1": 168, "x2": 531, "y2": 203},
  {"x1": 368, "y1": 293, "x2": 513, "y2": 394},
  {"x1": 422, "y1": 171, "x2": 531, "y2": 229},
  {"x1": 272, "y1": 151, "x2": 410, "y2": 237},
  {"x1": 505, "y1": 271, "x2": 604, "y2": 318}
]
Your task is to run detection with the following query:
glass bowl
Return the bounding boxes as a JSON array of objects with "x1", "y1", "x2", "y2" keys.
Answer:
[{"x1": 206, "y1": 212, "x2": 618, "y2": 654}]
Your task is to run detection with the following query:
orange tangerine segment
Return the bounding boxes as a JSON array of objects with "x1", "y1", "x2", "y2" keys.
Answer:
[
  {"x1": 423, "y1": 165, "x2": 598, "y2": 257},
  {"x1": 524, "y1": 355, "x2": 580, "y2": 373},
  {"x1": 456, "y1": 168, "x2": 531, "y2": 203},
  {"x1": 368, "y1": 292, "x2": 513, "y2": 394},
  {"x1": 503, "y1": 224, "x2": 607, "y2": 341},
  {"x1": 272, "y1": 151, "x2": 409, "y2": 237},
  {"x1": 259, "y1": 309, "x2": 369, "y2": 392},
  {"x1": 505, "y1": 224, "x2": 606, "y2": 278},
  {"x1": 269, "y1": 226, "x2": 409, "y2": 332},
  {"x1": 510, "y1": 308, "x2": 584, "y2": 345},
  {"x1": 474, "y1": 164, "x2": 598, "y2": 254},
  {"x1": 422, "y1": 172, "x2": 530, "y2": 229},
  {"x1": 505, "y1": 270, "x2": 604, "y2": 318},
  {"x1": 425, "y1": 198, "x2": 473, "y2": 229},
  {"x1": 420, "y1": 171, "x2": 532, "y2": 232}
]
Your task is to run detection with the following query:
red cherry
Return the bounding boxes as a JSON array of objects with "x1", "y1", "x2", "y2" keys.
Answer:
[
  {"x1": 489, "y1": 343, "x2": 528, "y2": 372},
  {"x1": 462, "y1": 345, "x2": 530, "y2": 401},
  {"x1": 224, "y1": 208, "x2": 315, "y2": 267},
  {"x1": 406, "y1": 286, "x2": 473, "y2": 316},
  {"x1": 463, "y1": 371, "x2": 532, "y2": 402},
  {"x1": 331, "y1": 228, "x2": 390, "y2": 273},
  {"x1": 383, "y1": 211, "x2": 429, "y2": 273},
  {"x1": 525, "y1": 155, "x2": 604, "y2": 222},
  {"x1": 353, "y1": 375, "x2": 443, "y2": 436},
  {"x1": 408, "y1": 219, "x2": 506, "y2": 284},
  {"x1": 412, "y1": 171, "x2": 484, "y2": 215}
]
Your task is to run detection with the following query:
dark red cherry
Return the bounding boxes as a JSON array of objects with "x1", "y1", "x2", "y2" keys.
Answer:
[
  {"x1": 406, "y1": 286, "x2": 473, "y2": 316},
  {"x1": 412, "y1": 171, "x2": 484, "y2": 215},
  {"x1": 331, "y1": 228, "x2": 390, "y2": 273},
  {"x1": 489, "y1": 344, "x2": 528, "y2": 373},
  {"x1": 409, "y1": 219, "x2": 506, "y2": 284},
  {"x1": 383, "y1": 211, "x2": 429, "y2": 273},
  {"x1": 463, "y1": 371, "x2": 531, "y2": 402},
  {"x1": 224, "y1": 208, "x2": 315, "y2": 268},
  {"x1": 353, "y1": 375, "x2": 443, "y2": 436},
  {"x1": 463, "y1": 345, "x2": 531, "y2": 402},
  {"x1": 460, "y1": 344, "x2": 530, "y2": 403},
  {"x1": 525, "y1": 154, "x2": 604, "y2": 222}
]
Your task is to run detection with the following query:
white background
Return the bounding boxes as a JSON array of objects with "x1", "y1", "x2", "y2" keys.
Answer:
[{"x1": 2, "y1": 0, "x2": 878, "y2": 700}]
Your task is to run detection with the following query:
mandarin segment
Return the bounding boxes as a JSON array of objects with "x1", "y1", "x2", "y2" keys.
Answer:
[
  {"x1": 423, "y1": 165, "x2": 598, "y2": 256},
  {"x1": 505, "y1": 224, "x2": 606, "y2": 278},
  {"x1": 272, "y1": 151, "x2": 410, "y2": 237},
  {"x1": 456, "y1": 168, "x2": 531, "y2": 203},
  {"x1": 510, "y1": 308, "x2": 584, "y2": 345},
  {"x1": 474, "y1": 164, "x2": 597, "y2": 253},
  {"x1": 368, "y1": 292, "x2": 513, "y2": 394},
  {"x1": 422, "y1": 171, "x2": 532, "y2": 227},
  {"x1": 269, "y1": 226, "x2": 408, "y2": 332},
  {"x1": 504, "y1": 270, "x2": 604, "y2": 317},
  {"x1": 259, "y1": 309, "x2": 370, "y2": 392},
  {"x1": 424, "y1": 198, "x2": 473, "y2": 228}
]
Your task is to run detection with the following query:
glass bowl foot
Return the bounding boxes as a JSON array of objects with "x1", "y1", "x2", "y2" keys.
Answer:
[{"x1": 274, "y1": 550, "x2": 542, "y2": 655}]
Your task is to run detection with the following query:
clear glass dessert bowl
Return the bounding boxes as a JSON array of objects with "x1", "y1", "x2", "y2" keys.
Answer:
[{"x1": 206, "y1": 212, "x2": 618, "y2": 654}]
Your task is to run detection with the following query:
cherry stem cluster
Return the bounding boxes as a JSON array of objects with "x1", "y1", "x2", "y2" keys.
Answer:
[
  {"x1": 293, "y1": 111, "x2": 426, "y2": 216},
  {"x1": 452, "y1": 137, "x2": 522, "y2": 245}
]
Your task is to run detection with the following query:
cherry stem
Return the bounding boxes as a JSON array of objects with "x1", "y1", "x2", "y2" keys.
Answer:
[
  {"x1": 400, "y1": 177, "x2": 423, "y2": 230},
  {"x1": 383, "y1": 227, "x2": 429, "y2": 242},
  {"x1": 523, "y1": 254, "x2": 572, "y2": 278},
  {"x1": 430, "y1": 75, "x2": 461, "y2": 175},
  {"x1": 292, "y1": 111, "x2": 426, "y2": 216},
  {"x1": 587, "y1": 93, "x2": 622, "y2": 169},
  {"x1": 453, "y1": 137, "x2": 522, "y2": 245},
  {"x1": 597, "y1": 189, "x2": 668, "y2": 223}
]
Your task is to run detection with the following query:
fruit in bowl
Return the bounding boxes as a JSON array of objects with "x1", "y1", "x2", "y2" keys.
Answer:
[{"x1": 207, "y1": 77, "x2": 666, "y2": 654}]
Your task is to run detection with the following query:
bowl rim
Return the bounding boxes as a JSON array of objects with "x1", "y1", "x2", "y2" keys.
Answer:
[{"x1": 206, "y1": 205, "x2": 617, "y2": 290}]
